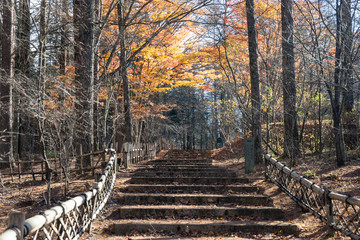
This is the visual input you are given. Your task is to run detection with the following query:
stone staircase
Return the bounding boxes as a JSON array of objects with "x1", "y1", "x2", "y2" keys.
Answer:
[{"x1": 112, "y1": 150, "x2": 298, "y2": 238}]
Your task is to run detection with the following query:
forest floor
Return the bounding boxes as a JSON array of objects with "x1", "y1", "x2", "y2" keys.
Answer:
[
  {"x1": 211, "y1": 157, "x2": 359, "y2": 240},
  {"x1": 0, "y1": 144, "x2": 359, "y2": 239}
]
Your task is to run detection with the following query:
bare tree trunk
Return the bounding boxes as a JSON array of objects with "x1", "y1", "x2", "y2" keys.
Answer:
[
  {"x1": 332, "y1": 0, "x2": 346, "y2": 166},
  {"x1": 16, "y1": 0, "x2": 31, "y2": 76},
  {"x1": 281, "y1": 0, "x2": 300, "y2": 165},
  {"x1": 15, "y1": 0, "x2": 31, "y2": 159},
  {"x1": 118, "y1": 0, "x2": 133, "y2": 143},
  {"x1": 36, "y1": 0, "x2": 47, "y2": 159},
  {"x1": 341, "y1": 0, "x2": 358, "y2": 149},
  {"x1": 39, "y1": 0, "x2": 47, "y2": 81},
  {"x1": 93, "y1": 0, "x2": 101, "y2": 150},
  {"x1": 74, "y1": 0, "x2": 94, "y2": 166},
  {"x1": 0, "y1": 0, "x2": 15, "y2": 165},
  {"x1": 212, "y1": 83, "x2": 218, "y2": 149},
  {"x1": 246, "y1": 0, "x2": 262, "y2": 164},
  {"x1": 59, "y1": 0, "x2": 70, "y2": 75}
]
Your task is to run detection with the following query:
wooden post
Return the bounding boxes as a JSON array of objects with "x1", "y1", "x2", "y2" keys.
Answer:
[
  {"x1": 87, "y1": 182, "x2": 99, "y2": 234},
  {"x1": 245, "y1": 138, "x2": 255, "y2": 174},
  {"x1": 130, "y1": 144, "x2": 133, "y2": 165},
  {"x1": 153, "y1": 143, "x2": 156, "y2": 159},
  {"x1": 138, "y1": 145, "x2": 141, "y2": 163},
  {"x1": 132, "y1": 145, "x2": 135, "y2": 164},
  {"x1": 17, "y1": 159, "x2": 21, "y2": 183},
  {"x1": 9, "y1": 160, "x2": 14, "y2": 182},
  {"x1": 41, "y1": 159, "x2": 44, "y2": 181},
  {"x1": 129, "y1": 144, "x2": 132, "y2": 166},
  {"x1": 8, "y1": 212, "x2": 25, "y2": 240},
  {"x1": 102, "y1": 151, "x2": 106, "y2": 162},
  {"x1": 142, "y1": 144, "x2": 145, "y2": 161},
  {"x1": 145, "y1": 144, "x2": 148, "y2": 160},
  {"x1": 28, "y1": 153, "x2": 36, "y2": 181},
  {"x1": 148, "y1": 143, "x2": 151, "y2": 160},
  {"x1": 264, "y1": 155, "x2": 269, "y2": 182},
  {"x1": 324, "y1": 186, "x2": 335, "y2": 236},
  {"x1": 141, "y1": 144, "x2": 144, "y2": 162},
  {"x1": 80, "y1": 145, "x2": 84, "y2": 174},
  {"x1": 139, "y1": 144, "x2": 141, "y2": 162},
  {"x1": 0, "y1": 172, "x2": 4, "y2": 189},
  {"x1": 136, "y1": 144, "x2": 139, "y2": 163},
  {"x1": 141, "y1": 145, "x2": 143, "y2": 162},
  {"x1": 124, "y1": 143, "x2": 129, "y2": 168},
  {"x1": 134, "y1": 147, "x2": 136, "y2": 164},
  {"x1": 114, "y1": 151, "x2": 118, "y2": 172},
  {"x1": 91, "y1": 153, "x2": 94, "y2": 176},
  {"x1": 135, "y1": 144, "x2": 138, "y2": 163},
  {"x1": 95, "y1": 172, "x2": 101, "y2": 182}
]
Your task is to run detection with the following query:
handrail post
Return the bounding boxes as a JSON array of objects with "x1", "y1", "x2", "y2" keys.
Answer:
[
  {"x1": 324, "y1": 186, "x2": 335, "y2": 236},
  {"x1": 88, "y1": 182, "x2": 99, "y2": 234},
  {"x1": 80, "y1": 144, "x2": 84, "y2": 174},
  {"x1": 102, "y1": 150, "x2": 106, "y2": 162},
  {"x1": 154, "y1": 143, "x2": 156, "y2": 158},
  {"x1": 113, "y1": 150, "x2": 117, "y2": 172},
  {"x1": 264, "y1": 154, "x2": 269, "y2": 182},
  {"x1": 8, "y1": 212, "x2": 25, "y2": 240},
  {"x1": 129, "y1": 144, "x2": 133, "y2": 165},
  {"x1": 124, "y1": 143, "x2": 129, "y2": 168}
]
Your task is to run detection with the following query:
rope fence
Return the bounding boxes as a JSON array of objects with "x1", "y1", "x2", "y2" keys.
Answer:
[
  {"x1": 0, "y1": 148, "x2": 117, "y2": 240},
  {"x1": 265, "y1": 154, "x2": 360, "y2": 239},
  {"x1": 123, "y1": 139, "x2": 174, "y2": 168},
  {"x1": 123, "y1": 143, "x2": 156, "y2": 168}
]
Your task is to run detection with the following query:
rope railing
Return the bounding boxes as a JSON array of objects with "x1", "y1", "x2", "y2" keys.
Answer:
[
  {"x1": 265, "y1": 154, "x2": 360, "y2": 239},
  {"x1": 0, "y1": 148, "x2": 117, "y2": 240}
]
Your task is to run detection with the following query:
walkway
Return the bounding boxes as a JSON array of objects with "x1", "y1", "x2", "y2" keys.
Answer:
[{"x1": 111, "y1": 149, "x2": 298, "y2": 238}]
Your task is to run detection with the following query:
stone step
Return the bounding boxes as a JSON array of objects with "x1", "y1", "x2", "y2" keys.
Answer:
[
  {"x1": 150, "y1": 159, "x2": 213, "y2": 164},
  {"x1": 113, "y1": 219, "x2": 299, "y2": 236},
  {"x1": 158, "y1": 167, "x2": 226, "y2": 171},
  {"x1": 115, "y1": 237, "x2": 267, "y2": 240},
  {"x1": 164, "y1": 154, "x2": 211, "y2": 157},
  {"x1": 126, "y1": 177, "x2": 250, "y2": 185},
  {"x1": 118, "y1": 193, "x2": 268, "y2": 205},
  {"x1": 121, "y1": 184, "x2": 259, "y2": 194},
  {"x1": 146, "y1": 163, "x2": 212, "y2": 166},
  {"x1": 116, "y1": 205, "x2": 282, "y2": 219},
  {"x1": 120, "y1": 171, "x2": 236, "y2": 178},
  {"x1": 112, "y1": 149, "x2": 296, "y2": 238},
  {"x1": 161, "y1": 159, "x2": 212, "y2": 162},
  {"x1": 131, "y1": 166, "x2": 229, "y2": 172},
  {"x1": 161, "y1": 156, "x2": 210, "y2": 158},
  {"x1": 137, "y1": 164, "x2": 220, "y2": 169}
]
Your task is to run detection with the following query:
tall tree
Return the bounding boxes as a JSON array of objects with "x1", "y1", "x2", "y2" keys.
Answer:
[
  {"x1": 74, "y1": 0, "x2": 94, "y2": 163},
  {"x1": 15, "y1": 0, "x2": 31, "y2": 158},
  {"x1": 36, "y1": 0, "x2": 47, "y2": 158},
  {"x1": 59, "y1": 0, "x2": 70, "y2": 75},
  {"x1": 16, "y1": 0, "x2": 31, "y2": 76},
  {"x1": 246, "y1": 0, "x2": 262, "y2": 164},
  {"x1": 281, "y1": 0, "x2": 300, "y2": 164},
  {"x1": 341, "y1": 0, "x2": 357, "y2": 149},
  {"x1": 38, "y1": 0, "x2": 47, "y2": 82},
  {"x1": 331, "y1": 0, "x2": 348, "y2": 166},
  {"x1": 0, "y1": 0, "x2": 15, "y2": 163},
  {"x1": 118, "y1": 0, "x2": 133, "y2": 143}
]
